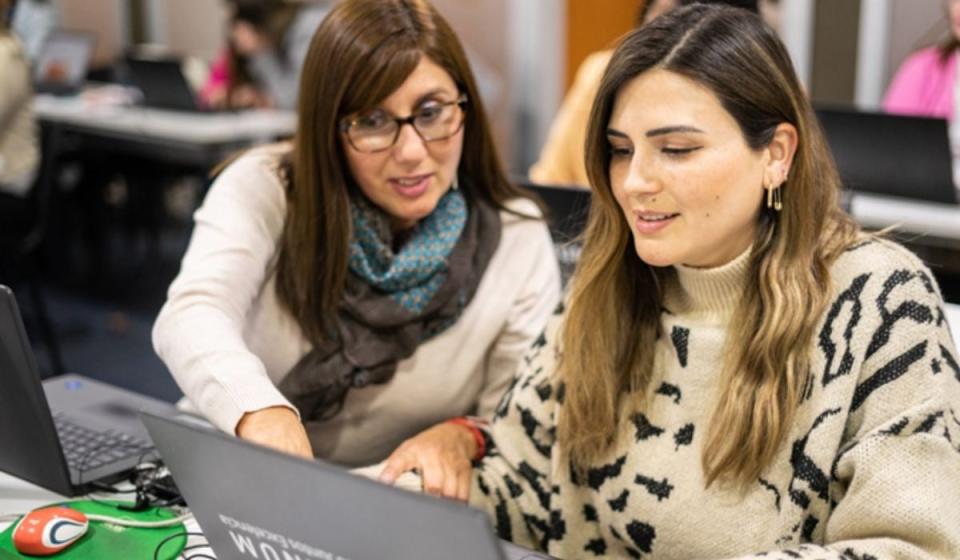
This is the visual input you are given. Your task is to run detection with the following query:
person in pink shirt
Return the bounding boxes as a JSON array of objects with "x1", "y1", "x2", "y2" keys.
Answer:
[{"x1": 883, "y1": 0, "x2": 960, "y2": 120}]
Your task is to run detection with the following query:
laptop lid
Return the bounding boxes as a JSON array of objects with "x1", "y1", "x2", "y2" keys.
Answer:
[
  {"x1": 0, "y1": 285, "x2": 74, "y2": 496},
  {"x1": 815, "y1": 107, "x2": 959, "y2": 205},
  {"x1": 0, "y1": 285, "x2": 176, "y2": 496},
  {"x1": 125, "y1": 57, "x2": 202, "y2": 112},
  {"x1": 141, "y1": 412, "x2": 551, "y2": 560},
  {"x1": 33, "y1": 29, "x2": 95, "y2": 95}
]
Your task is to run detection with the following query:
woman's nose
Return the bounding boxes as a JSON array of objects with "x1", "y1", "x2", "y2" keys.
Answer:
[
  {"x1": 392, "y1": 123, "x2": 428, "y2": 163},
  {"x1": 622, "y1": 157, "x2": 663, "y2": 196}
]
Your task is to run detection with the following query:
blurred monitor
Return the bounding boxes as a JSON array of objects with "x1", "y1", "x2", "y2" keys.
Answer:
[
  {"x1": 33, "y1": 29, "x2": 96, "y2": 95},
  {"x1": 125, "y1": 56, "x2": 209, "y2": 112},
  {"x1": 816, "y1": 107, "x2": 958, "y2": 205}
]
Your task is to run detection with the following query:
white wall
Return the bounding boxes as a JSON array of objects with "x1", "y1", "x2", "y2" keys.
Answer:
[
  {"x1": 145, "y1": 0, "x2": 228, "y2": 62},
  {"x1": 432, "y1": 0, "x2": 565, "y2": 173},
  {"x1": 885, "y1": 0, "x2": 945, "y2": 87},
  {"x1": 56, "y1": 0, "x2": 129, "y2": 67}
]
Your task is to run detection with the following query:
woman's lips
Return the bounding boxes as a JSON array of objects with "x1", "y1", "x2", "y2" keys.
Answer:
[
  {"x1": 390, "y1": 174, "x2": 432, "y2": 198},
  {"x1": 634, "y1": 211, "x2": 679, "y2": 234}
]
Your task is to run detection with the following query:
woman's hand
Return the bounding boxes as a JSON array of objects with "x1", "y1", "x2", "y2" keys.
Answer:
[
  {"x1": 379, "y1": 421, "x2": 478, "y2": 502},
  {"x1": 235, "y1": 406, "x2": 313, "y2": 459}
]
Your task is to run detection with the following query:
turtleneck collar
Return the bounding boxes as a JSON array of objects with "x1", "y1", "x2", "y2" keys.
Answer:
[{"x1": 664, "y1": 246, "x2": 752, "y2": 321}]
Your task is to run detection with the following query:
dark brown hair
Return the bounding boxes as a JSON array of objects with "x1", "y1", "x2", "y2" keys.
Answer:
[
  {"x1": 225, "y1": 0, "x2": 298, "y2": 95},
  {"x1": 561, "y1": 4, "x2": 859, "y2": 487},
  {"x1": 275, "y1": 0, "x2": 531, "y2": 343}
]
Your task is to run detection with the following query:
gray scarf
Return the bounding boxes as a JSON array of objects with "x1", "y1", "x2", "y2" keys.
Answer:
[{"x1": 278, "y1": 191, "x2": 501, "y2": 422}]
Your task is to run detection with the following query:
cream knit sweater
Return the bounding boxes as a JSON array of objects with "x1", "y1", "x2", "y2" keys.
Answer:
[
  {"x1": 0, "y1": 34, "x2": 38, "y2": 195},
  {"x1": 153, "y1": 144, "x2": 561, "y2": 467},
  {"x1": 471, "y1": 239, "x2": 960, "y2": 559}
]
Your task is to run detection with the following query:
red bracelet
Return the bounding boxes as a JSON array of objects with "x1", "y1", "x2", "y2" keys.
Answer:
[{"x1": 447, "y1": 417, "x2": 486, "y2": 460}]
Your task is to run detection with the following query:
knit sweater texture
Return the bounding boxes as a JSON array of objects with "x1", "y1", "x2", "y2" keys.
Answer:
[
  {"x1": 153, "y1": 143, "x2": 561, "y2": 467},
  {"x1": 470, "y1": 239, "x2": 960, "y2": 559}
]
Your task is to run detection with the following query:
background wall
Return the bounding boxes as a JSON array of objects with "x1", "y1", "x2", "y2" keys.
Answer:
[
  {"x1": 59, "y1": 0, "x2": 952, "y2": 173},
  {"x1": 56, "y1": 0, "x2": 129, "y2": 68},
  {"x1": 885, "y1": 0, "x2": 945, "y2": 89}
]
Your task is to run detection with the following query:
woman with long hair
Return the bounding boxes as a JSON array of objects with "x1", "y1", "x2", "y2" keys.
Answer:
[
  {"x1": 884, "y1": 0, "x2": 960, "y2": 120},
  {"x1": 153, "y1": 0, "x2": 560, "y2": 501},
  {"x1": 457, "y1": 5, "x2": 960, "y2": 558}
]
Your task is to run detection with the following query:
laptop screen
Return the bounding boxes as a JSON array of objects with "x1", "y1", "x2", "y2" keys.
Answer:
[
  {"x1": 815, "y1": 107, "x2": 959, "y2": 205},
  {"x1": 33, "y1": 30, "x2": 95, "y2": 90}
]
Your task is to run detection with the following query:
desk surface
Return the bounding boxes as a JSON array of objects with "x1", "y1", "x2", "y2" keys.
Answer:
[
  {"x1": 851, "y1": 193, "x2": 960, "y2": 242},
  {"x1": 34, "y1": 94, "x2": 296, "y2": 146}
]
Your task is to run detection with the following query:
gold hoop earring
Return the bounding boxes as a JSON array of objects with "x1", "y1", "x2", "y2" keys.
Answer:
[{"x1": 766, "y1": 182, "x2": 783, "y2": 211}]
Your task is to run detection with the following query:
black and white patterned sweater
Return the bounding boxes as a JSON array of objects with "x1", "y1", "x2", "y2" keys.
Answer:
[{"x1": 469, "y1": 239, "x2": 960, "y2": 559}]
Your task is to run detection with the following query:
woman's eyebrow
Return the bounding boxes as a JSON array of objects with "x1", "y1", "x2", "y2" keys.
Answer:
[
  {"x1": 413, "y1": 88, "x2": 453, "y2": 107},
  {"x1": 606, "y1": 128, "x2": 630, "y2": 139},
  {"x1": 645, "y1": 125, "x2": 705, "y2": 137}
]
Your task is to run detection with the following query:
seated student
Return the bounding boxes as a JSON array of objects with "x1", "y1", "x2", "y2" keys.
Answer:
[
  {"x1": 10, "y1": 0, "x2": 58, "y2": 61},
  {"x1": 0, "y1": 0, "x2": 39, "y2": 233},
  {"x1": 200, "y1": 0, "x2": 330, "y2": 110},
  {"x1": 883, "y1": 0, "x2": 958, "y2": 120},
  {"x1": 398, "y1": 5, "x2": 960, "y2": 558},
  {"x1": 153, "y1": 0, "x2": 560, "y2": 498},
  {"x1": 528, "y1": 0, "x2": 759, "y2": 188}
]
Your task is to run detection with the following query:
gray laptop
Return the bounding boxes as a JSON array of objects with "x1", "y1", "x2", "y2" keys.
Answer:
[
  {"x1": 33, "y1": 29, "x2": 96, "y2": 96},
  {"x1": 816, "y1": 107, "x2": 959, "y2": 205},
  {"x1": 141, "y1": 412, "x2": 554, "y2": 560},
  {"x1": 0, "y1": 285, "x2": 178, "y2": 496}
]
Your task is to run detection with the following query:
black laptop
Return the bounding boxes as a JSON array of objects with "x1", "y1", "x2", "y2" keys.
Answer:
[
  {"x1": 816, "y1": 107, "x2": 959, "y2": 205},
  {"x1": 0, "y1": 285, "x2": 178, "y2": 496},
  {"x1": 124, "y1": 57, "x2": 211, "y2": 112},
  {"x1": 142, "y1": 412, "x2": 554, "y2": 560}
]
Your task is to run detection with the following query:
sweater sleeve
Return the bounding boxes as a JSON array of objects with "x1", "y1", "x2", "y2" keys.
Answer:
[
  {"x1": 0, "y1": 40, "x2": 30, "y2": 134},
  {"x1": 469, "y1": 306, "x2": 565, "y2": 551},
  {"x1": 152, "y1": 150, "x2": 297, "y2": 435},
  {"x1": 474, "y1": 208, "x2": 561, "y2": 419},
  {"x1": 882, "y1": 48, "x2": 947, "y2": 118},
  {"x1": 732, "y1": 259, "x2": 960, "y2": 559}
]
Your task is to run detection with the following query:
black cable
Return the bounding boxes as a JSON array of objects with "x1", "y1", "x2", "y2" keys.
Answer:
[{"x1": 152, "y1": 531, "x2": 206, "y2": 560}]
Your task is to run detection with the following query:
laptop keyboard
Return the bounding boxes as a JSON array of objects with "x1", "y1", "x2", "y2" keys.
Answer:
[{"x1": 53, "y1": 414, "x2": 151, "y2": 472}]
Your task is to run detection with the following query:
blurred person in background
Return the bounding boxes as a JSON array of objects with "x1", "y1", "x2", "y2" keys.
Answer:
[
  {"x1": 0, "y1": 0, "x2": 39, "y2": 234},
  {"x1": 529, "y1": 0, "x2": 762, "y2": 188},
  {"x1": 885, "y1": 0, "x2": 960, "y2": 187},
  {"x1": 200, "y1": 0, "x2": 331, "y2": 110},
  {"x1": 10, "y1": 0, "x2": 56, "y2": 61},
  {"x1": 883, "y1": 0, "x2": 960, "y2": 120}
]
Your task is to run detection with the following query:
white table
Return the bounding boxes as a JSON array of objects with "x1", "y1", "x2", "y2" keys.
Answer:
[
  {"x1": 34, "y1": 94, "x2": 296, "y2": 168},
  {"x1": 851, "y1": 193, "x2": 960, "y2": 242},
  {"x1": 0, "y1": 471, "x2": 212, "y2": 557},
  {"x1": 947, "y1": 303, "x2": 960, "y2": 351}
]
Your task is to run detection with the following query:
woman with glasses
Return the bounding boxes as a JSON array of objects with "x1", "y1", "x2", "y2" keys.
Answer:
[
  {"x1": 435, "y1": 5, "x2": 957, "y2": 558},
  {"x1": 153, "y1": 0, "x2": 560, "y2": 501}
]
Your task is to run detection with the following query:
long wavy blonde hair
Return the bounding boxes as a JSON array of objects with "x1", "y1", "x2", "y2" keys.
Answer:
[{"x1": 558, "y1": 5, "x2": 860, "y2": 488}]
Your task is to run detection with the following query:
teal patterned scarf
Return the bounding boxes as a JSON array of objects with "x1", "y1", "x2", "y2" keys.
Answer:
[
  {"x1": 348, "y1": 189, "x2": 466, "y2": 318},
  {"x1": 278, "y1": 185, "x2": 502, "y2": 423}
]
